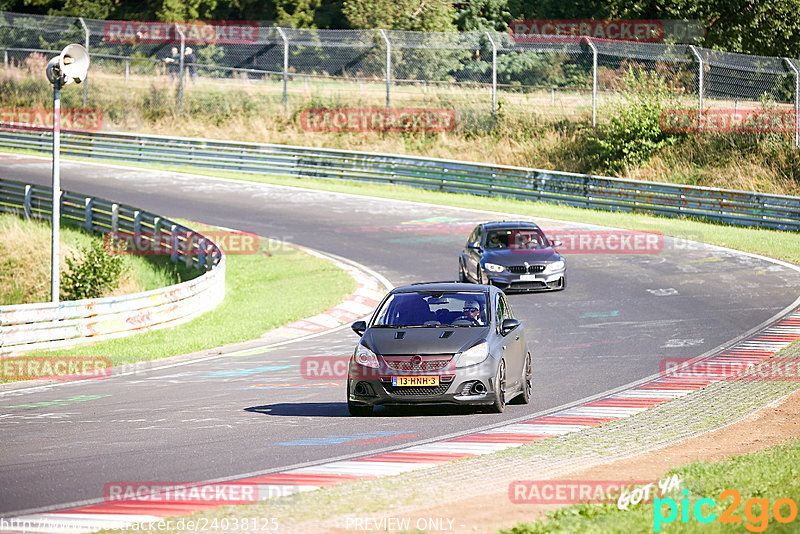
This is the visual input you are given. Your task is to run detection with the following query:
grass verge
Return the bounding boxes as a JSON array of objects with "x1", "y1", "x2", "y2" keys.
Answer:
[
  {"x1": 0, "y1": 213, "x2": 193, "y2": 305},
  {"x1": 18, "y1": 223, "x2": 357, "y2": 366},
  {"x1": 500, "y1": 437, "x2": 800, "y2": 533}
]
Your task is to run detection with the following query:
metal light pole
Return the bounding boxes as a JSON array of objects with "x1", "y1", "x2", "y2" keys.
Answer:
[{"x1": 46, "y1": 44, "x2": 90, "y2": 303}]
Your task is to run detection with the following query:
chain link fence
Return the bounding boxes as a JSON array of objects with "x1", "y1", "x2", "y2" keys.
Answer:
[{"x1": 1, "y1": 10, "x2": 798, "y2": 144}]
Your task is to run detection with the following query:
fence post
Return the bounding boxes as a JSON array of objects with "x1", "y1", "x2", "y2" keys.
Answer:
[
  {"x1": 84, "y1": 198, "x2": 93, "y2": 231},
  {"x1": 784, "y1": 58, "x2": 800, "y2": 148},
  {"x1": 584, "y1": 37, "x2": 598, "y2": 127},
  {"x1": 125, "y1": 59, "x2": 129, "y2": 84},
  {"x1": 22, "y1": 184, "x2": 32, "y2": 218},
  {"x1": 689, "y1": 45, "x2": 704, "y2": 123},
  {"x1": 78, "y1": 17, "x2": 89, "y2": 108},
  {"x1": 379, "y1": 29, "x2": 391, "y2": 109},
  {"x1": 277, "y1": 27, "x2": 289, "y2": 110},
  {"x1": 485, "y1": 32, "x2": 497, "y2": 118},
  {"x1": 175, "y1": 23, "x2": 185, "y2": 113}
]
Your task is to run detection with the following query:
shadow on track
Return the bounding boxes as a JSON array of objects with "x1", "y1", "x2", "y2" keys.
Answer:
[{"x1": 245, "y1": 403, "x2": 478, "y2": 418}]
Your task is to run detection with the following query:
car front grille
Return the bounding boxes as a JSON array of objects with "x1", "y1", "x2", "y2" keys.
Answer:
[
  {"x1": 508, "y1": 265, "x2": 545, "y2": 274},
  {"x1": 383, "y1": 382, "x2": 452, "y2": 396},
  {"x1": 386, "y1": 359, "x2": 451, "y2": 372},
  {"x1": 510, "y1": 281, "x2": 547, "y2": 290}
]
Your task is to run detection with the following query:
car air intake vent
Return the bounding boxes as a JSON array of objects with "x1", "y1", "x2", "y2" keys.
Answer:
[
  {"x1": 439, "y1": 331, "x2": 453, "y2": 339},
  {"x1": 394, "y1": 331, "x2": 406, "y2": 339},
  {"x1": 528, "y1": 265, "x2": 545, "y2": 273},
  {"x1": 508, "y1": 266, "x2": 526, "y2": 274}
]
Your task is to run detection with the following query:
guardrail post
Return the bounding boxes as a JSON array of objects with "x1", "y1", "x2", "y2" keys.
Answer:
[
  {"x1": 84, "y1": 198, "x2": 93, "y2": 231},
  {"x1": 184, "y1": 231, "x2": 194, "y2": 268},
  {"x1": 379, "y1": 29, "x2": 391, "y2": 109},
  {"x1": 175, "y1": 23, "x2": 185, "y2": 113},
  {"x1": 584, "y1": 37, "x2": 598, "y2": 128},
  {"x1": 784, "y1": 58, "x2": 800, "y2": 148},
  {"x1": 198, "y1": 237, "x2": 207, "y2": 269},
  {"x1": 78, "y1": 17, "x2": 89, "y2": 108},
  {"x1": 170, "y1": 224, "x2": 179, "y2": 263},
  {"x1": 23, "y1": 185, "x2": 32, "y2": 218},
  {"x1": 277, "y1": 27, "x2": 289, "y2": 110},
  {"x1": 689, "y1": 45, "x2": 704, "y2": 123},
  {"x1": 485, "y1": 32, "x2": 497, "y2": 119},
  {"x1": 111, "y1": 203, "x2": 119, "y2": 233}
]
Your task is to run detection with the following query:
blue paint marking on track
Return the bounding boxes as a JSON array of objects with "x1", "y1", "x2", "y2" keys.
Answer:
[
  {"x1": 201, "y1": 365, "x2": 297, "y2": 378},
  {"x1": 277, "y1": 431, "x2": 410, "y2": 446}
]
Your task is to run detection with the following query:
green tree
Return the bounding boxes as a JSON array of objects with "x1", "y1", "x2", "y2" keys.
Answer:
[{"x1": 342, "y1": 0, "x2": 456, "y2": 31}]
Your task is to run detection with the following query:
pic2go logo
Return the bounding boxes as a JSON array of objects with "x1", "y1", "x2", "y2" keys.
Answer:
[{"x1": 654, "y1": 489, "x2": 799, "y2": 532}]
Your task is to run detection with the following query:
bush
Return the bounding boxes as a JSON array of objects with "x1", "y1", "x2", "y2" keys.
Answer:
[
  {"x1": 587, "y1": 67, "x2": 682, "y2": 173},
  {"x1": 61, "y1": 240, "x2": 127, "y2": 300}
]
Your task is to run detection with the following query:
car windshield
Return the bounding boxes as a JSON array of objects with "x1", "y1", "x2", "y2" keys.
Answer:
[
  {"x1": 485, "y1": 229, "x2": 546, "y2": 250},
  {"x1": 373, "y1": 291, "x2": 489, "y2": 327}
]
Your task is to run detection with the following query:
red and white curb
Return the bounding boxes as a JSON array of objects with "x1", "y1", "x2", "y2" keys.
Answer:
[{"x1": 5, "y1": 310, "x2": 799, "y2": 533}]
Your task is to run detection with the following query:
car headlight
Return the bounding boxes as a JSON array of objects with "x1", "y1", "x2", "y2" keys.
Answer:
[
  {"x1": 484, "y1": 262, "x2": 505, "y2": 273},
  {"x1": 455, "y1": 342, "x2": 489, "y2": 368},
  {"x1": 544, "y1": 260, "x2": 565, "y2": 273},
  {"x1": 354, "y1": 344, "x2": 380, "y2": 368}
]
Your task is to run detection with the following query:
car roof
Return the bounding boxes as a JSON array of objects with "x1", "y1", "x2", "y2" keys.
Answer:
[
  {"x1": 481, "y1": 221, "x2": 542, "y2": 231},
  {"x1": 392, "y1": 282, "x2": 495, "y2": 293}
]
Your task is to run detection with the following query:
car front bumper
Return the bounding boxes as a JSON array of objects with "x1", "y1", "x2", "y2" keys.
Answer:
[
  {"x1": 348, "y1": 367, "x2": 500, "y2": 407},
  {"x1": 487, "y1": 270, "x2": 565, "y2": 291}
]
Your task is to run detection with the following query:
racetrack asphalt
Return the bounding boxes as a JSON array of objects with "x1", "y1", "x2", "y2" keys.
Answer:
[{"x1": 2, "y1": 154, "x2": 800, "y2": 516}]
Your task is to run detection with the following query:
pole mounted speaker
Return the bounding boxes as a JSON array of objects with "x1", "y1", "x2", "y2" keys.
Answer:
[{"x1": 46, "y1": 44, "x2": 90, "y2": 86}]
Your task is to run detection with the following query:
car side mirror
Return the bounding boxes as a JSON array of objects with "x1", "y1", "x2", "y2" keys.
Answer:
[
  {"x1": 351, "y1": 320, "x2": 367, "y2": 336},
  {"x1": 468, "y1": 242, "x2": 482, "y2": 251},
  {"x1": 500, "y1": 318, "x2": 520, "y2": 336},
  {"x1": 550, "y1": 239, "x2": 563, "y2": 247}
]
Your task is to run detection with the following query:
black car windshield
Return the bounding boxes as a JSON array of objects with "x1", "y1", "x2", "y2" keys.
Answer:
[
  {"x1": 485, "y1": 229, "x2": 547, "y2": 250},
  {"x1": 373, "y1": 291, "x2": 489, "y2": 327}
]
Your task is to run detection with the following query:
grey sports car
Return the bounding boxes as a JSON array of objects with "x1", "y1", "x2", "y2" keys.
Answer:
[
  {"x1": 459, "y1": 221, "x2": 566, "y2": 292},
  {"x1": 347, "y1": 282, "x2": 531, "y2": 416}
]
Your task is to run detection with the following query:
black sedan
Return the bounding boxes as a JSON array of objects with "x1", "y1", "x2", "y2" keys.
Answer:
[
  {"x1": 459, "y1": 221, "x2": 566, "y2": 292},
  {"x1": 347, "y1": 282, "x2": 531, "y2": 416}
]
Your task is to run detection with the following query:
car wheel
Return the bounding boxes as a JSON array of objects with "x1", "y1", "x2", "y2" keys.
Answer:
[
  {"x1": 459, "y1": 259, "x2": 469, "y2": 282},
  {"x1": 348, "y1": 399, "x2": 372, "y2": 417},
  {"x1": 490, "y1": 360, "x2": 506, "y2": 413},
  {"x1": 514, "y1": 352, "x2": 532, "y2": 404}
]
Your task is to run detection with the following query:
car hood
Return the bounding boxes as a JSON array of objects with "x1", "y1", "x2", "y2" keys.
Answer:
[
  {"x1": 364, "y1": 327, "x2": 487, "y2": 356},
  {"x1": 483, "y1": 248, "x2": 561, "y2": 264}
]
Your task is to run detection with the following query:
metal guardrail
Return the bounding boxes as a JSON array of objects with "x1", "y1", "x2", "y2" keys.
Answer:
[
  {"x1": 1, "y1": 127, "x2": 800, "y2": 231},
  {"x1": 0, "y1": 178, "x2": 226, "y2": 355}
]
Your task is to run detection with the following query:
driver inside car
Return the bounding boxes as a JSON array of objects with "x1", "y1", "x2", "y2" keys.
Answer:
[{"x1": 458, "y1": 300, "x2": 484, "y2": 326}]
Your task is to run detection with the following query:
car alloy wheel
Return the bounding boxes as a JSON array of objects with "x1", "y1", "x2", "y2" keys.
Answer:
[
  {"x1": 516, "y1": 352, "x2": 532, "y2": 404},
  {"x1": 490, "y1": 360, "x2": 506, "y2": 413},
  {"x1": 459, "y1": 259, "x2": 468, "y2": 282}
]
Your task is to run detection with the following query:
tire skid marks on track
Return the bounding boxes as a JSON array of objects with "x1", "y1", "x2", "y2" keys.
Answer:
[{"x1": 10, "y1": 310, "x2": 800, "y2": 534}]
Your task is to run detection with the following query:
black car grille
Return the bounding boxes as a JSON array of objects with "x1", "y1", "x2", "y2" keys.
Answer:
[
  {"x1": 384, "y1": 382, "x2": 452, "y2": 396},
  {"x1": 510, "y1": 281, "x2": 547, "y2": 290},
  {"x1": 508, "y1": 265, "x2": 545, "y2": 274},
  {"x1": 386, "y1": 359, "x2": 451, "y2": 372}
]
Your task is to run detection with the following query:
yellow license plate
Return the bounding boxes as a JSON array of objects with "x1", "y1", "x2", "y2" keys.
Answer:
[{"x1": 392, "y1": 375, "x2": 440, "y2": 387}]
